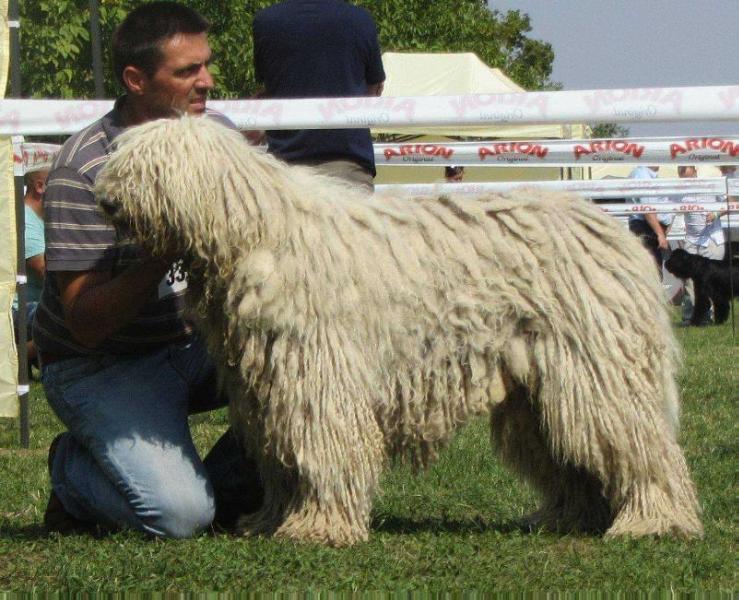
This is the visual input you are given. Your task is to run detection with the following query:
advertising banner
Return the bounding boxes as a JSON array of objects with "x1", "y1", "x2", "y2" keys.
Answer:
[{"x1": 375, "y1": 137, "x2": 739, "y2": 167}]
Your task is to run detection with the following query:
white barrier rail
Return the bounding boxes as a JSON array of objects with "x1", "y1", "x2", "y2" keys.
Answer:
[
  {"x1": 1, "y1": 85, "x2": 737, "y2": 135},
  {"x1": 376, "y1": 177, "x2": 739, "y2": 200},
  {"x1": 376, "y1": 137, "x2": 739, "y2": 166},
  {"x1": 13, "y1": 141, "x2": 738, "y2": 205},
  {"x1": 13, "y1": 142, "x2": 60, "y2": 175},
  {"x1": 14, "y1": 138, "x2": 739, "y2": 172},
  {"x1": 598, "y1": 202, "x2": 738, "y2": 216}
]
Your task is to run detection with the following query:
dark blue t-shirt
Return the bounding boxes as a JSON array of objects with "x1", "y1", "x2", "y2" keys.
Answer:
[{"x1": 253, "y1": 0, "x2": 385, "y2": 175}]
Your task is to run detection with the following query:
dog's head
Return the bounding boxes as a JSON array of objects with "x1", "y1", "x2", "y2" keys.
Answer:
[
  {"x1": 664, "y1": 249, "x2": 705, "y2": 279},
  {"x1": 95, "y1": 115, "x2": 253, "y2": 261}
]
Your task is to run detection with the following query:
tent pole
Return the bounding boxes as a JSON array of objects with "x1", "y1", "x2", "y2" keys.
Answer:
[{"x1": 8, "y1": 0, "x2": 30, "y2": 448}]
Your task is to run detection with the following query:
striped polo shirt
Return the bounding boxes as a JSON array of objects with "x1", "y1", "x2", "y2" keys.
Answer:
[{"x1": 33, "y1": 98, "x2": 229, "y2": 358}]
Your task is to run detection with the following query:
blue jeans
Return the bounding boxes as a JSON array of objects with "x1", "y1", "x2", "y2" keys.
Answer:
[{"x1": 42, "y1": 337, "x2": 249, "y2": 538}]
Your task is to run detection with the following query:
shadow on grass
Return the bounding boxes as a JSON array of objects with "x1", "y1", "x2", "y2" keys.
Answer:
[
  {"x1": 371, "y1": 514, "x2": 529, "y2": 536},
  {"x1": 2, "y1": 516, "x2": 530, "y2": 540},
  {"x1": 0, "y1": 523, "x2": 54, "y2": 541},
  {"x1": 0, "y1": 522, "x2": 116, "y2": 541}
]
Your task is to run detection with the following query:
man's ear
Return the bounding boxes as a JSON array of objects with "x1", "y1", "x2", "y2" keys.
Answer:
[{"x1": 121, "y1": 65, "x2": 149, "y2": 96}]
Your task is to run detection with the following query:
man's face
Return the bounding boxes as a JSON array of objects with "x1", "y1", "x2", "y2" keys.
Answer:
[
  {"x1": 140, "y1": 32, "x2": 214, "y2": 117},
  {"x1": 446, "y1": 168, "x2": 464, "y2": 182},
  {"x1": 31, "y1": 170, "x2": 49, "y2": 196}
]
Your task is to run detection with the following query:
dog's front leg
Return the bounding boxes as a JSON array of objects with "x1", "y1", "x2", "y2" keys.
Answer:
[{"x1": 242, "y1": 333, "x2": 384, "y2": 546}]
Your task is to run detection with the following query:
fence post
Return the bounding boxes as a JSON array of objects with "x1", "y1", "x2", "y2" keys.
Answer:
[{"x1": 8, "y1": 0, "x2": 30, "y2": 448}]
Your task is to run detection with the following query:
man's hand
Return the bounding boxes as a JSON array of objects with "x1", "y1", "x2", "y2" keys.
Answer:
[{"x1": 367, "y1": 81, "x2": 384, "y2": 97}]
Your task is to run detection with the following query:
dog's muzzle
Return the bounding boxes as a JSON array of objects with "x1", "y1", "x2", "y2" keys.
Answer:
[{"x1": 98, "y1": 196, "x2": 120, "y2": 218}]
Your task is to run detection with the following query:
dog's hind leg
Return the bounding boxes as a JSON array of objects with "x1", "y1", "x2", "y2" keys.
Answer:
[
  {"x1": 490, "y1": 383, "x2": 612, "y2": 534},
  {"x1": 711, "y1": 294, "x2": 730, "y2": 324},
  {"x1": 690, "y1": 281, "x2": 712, "y2": 325},
  {"x1": 530, "y1": 335, "x2": 703, "y2": 539}
]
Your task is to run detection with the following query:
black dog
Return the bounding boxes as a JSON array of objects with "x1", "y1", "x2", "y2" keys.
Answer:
[{"x1": 665, "y1": 249, "x2": 738, "y2": 325}]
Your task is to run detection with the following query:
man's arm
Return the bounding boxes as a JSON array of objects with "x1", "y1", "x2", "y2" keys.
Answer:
[
  {"x1": 45, "y1": 164, "x2": 171, "y2": 348},
  {"x1": 57, "y1": 259, "x2": 170, "y2": 348}
]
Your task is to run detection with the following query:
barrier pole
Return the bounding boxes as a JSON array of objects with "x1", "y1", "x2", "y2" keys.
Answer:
[
  {"x1": 724, "y1": 177, "x2": 736, "y2": 339},
  {"x1": 9, "y1": 0, "x2": 29, "y2": 448}
]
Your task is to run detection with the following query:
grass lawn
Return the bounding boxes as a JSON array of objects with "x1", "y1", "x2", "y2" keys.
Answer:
[{"x1": 0, "y1": 309, "x2": 736, "y2": 593}]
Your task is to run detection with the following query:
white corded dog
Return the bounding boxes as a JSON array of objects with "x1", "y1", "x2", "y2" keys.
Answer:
[{"x1": 96, "y1": 116, "x2": 702, "y2": 546}]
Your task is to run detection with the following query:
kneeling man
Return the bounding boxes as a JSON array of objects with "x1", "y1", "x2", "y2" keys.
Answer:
[{"x1": 34, "y1": 1, "x2": 260, "y2": 538}]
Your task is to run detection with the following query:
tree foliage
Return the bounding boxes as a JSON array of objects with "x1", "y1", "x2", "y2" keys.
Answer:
[
  {"x1": 589, "y1": 122, "x2": 631, "y2": 139},
  {"x1": 18, "y1": 0, "x2": 555, "y2": 99}
]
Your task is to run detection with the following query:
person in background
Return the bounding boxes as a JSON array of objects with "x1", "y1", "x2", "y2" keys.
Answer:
[
  {"x1": 627, "y1": 165, "x2": 672, "y2": 277},
  {"x1": 252, "y1": 0, "x2": 385, "y2": 191},
  {"x1": 674, "y1": 165, "x2": 726, "y2": 323},
  {"x1": 444, "y1": 165, "x2": 465, "y2": 183},
  {"x1": 34, "y1": 1, "x2": 261, "y2": 538},
  {"x1": 12, "y1": 168, "x2": 48, "y2": 374},
  {"x1": 718, "y1": 164, "x2": 737, "y2": 202}
]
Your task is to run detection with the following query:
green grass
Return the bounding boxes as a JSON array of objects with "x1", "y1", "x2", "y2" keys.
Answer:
[{"x1": 1, "y1": 310, "x2": 737, "y2": 593}]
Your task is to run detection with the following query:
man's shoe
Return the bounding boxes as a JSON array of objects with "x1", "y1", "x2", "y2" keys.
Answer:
[
  {"x1": 44, "y1": 433, "x2": 100, "y2": 535},
  {"x1": 43, "y1": 491, "x2": 99, "y2": 535}
]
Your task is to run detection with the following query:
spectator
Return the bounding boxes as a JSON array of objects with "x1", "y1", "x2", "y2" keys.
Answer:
[
  {"x1": 628, "y1": 165, "x2": 672, "y2": 276},
  {"x1": 444, "y1": 166, "x2": 465, "y2": 183},
  {"x1": 718, "y1": 164, "x2": 737, "y2": 202},
  {"x1": 34, "y1": 2, "x2": 261, "y2": 538},
  {"x1": 673, "y1": 166, "x2": 725, "y2": 322},
  {"x1": 252, "y1": 0, "x2": 386, "y2": 191},
  {"x1": 12, "y1": 168, "x2": 48, "y2": 374}
]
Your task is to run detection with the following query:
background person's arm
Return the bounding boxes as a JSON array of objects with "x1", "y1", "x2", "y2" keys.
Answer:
[
  {"x1": 26, "y1": 253, "x2": 45, "y2": 282},
  {"x1": 645, "y1": 213, "x2": 668, "y2": 249}
]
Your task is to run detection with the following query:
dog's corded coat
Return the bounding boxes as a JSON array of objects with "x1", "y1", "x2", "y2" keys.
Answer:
[{"x1": 95, "y1": 116, "x2": 703, "y2": 546}]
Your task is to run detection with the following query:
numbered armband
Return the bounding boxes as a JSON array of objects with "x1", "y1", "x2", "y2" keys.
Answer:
[{"x1": 158, "y1": 259, "x2": 188, "y2": 299}]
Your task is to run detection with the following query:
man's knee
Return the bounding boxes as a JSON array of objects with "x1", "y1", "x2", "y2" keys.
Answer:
[{"x1": 146, "y1": 484, "x2": 215, "y2": 539}]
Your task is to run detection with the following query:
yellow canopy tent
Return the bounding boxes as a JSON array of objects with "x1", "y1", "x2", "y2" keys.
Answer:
[
  {"x1": 0, "y1": 0, "x2": 18, "y2": 419},
  {"x1": 372, "y1": 52, "x2": 587, "y2": 184}
]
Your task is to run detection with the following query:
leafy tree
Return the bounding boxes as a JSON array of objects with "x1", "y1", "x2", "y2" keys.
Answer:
[
  {"x1": 590, "y1": 122, "x2": 630, "y2": 139},
  {"x1": 18, "y1": 0, "x2": 556, "y2": 99},
  {"x1": 357, "y1": 1, "x2": 555, "y2": 90}
]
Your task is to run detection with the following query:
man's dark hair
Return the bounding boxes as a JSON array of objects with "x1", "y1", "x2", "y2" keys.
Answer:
[
  {"x1": 112, "y1": 2, "x2": 210, "y2": 88},
  {"x1": 23, "y1": 169, "x2": 46, "y2": 189},
  {"x1": 445, "y1": 166, "x2": 464, "y2": 177}
]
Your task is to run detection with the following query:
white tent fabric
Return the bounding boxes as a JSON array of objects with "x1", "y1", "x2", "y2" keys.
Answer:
[{"x1": 373, "y1": 52, "x2": 586, "y2": 139}]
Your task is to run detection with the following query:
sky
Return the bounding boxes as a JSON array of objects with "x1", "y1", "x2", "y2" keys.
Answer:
[{"x1": 485, "y1": 0, "x2": 738, "y2": 137}]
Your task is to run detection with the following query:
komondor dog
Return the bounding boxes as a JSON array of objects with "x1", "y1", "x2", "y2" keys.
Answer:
[{"x1": 95, "y1": 116, "x2": 703, "y2": 546}]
